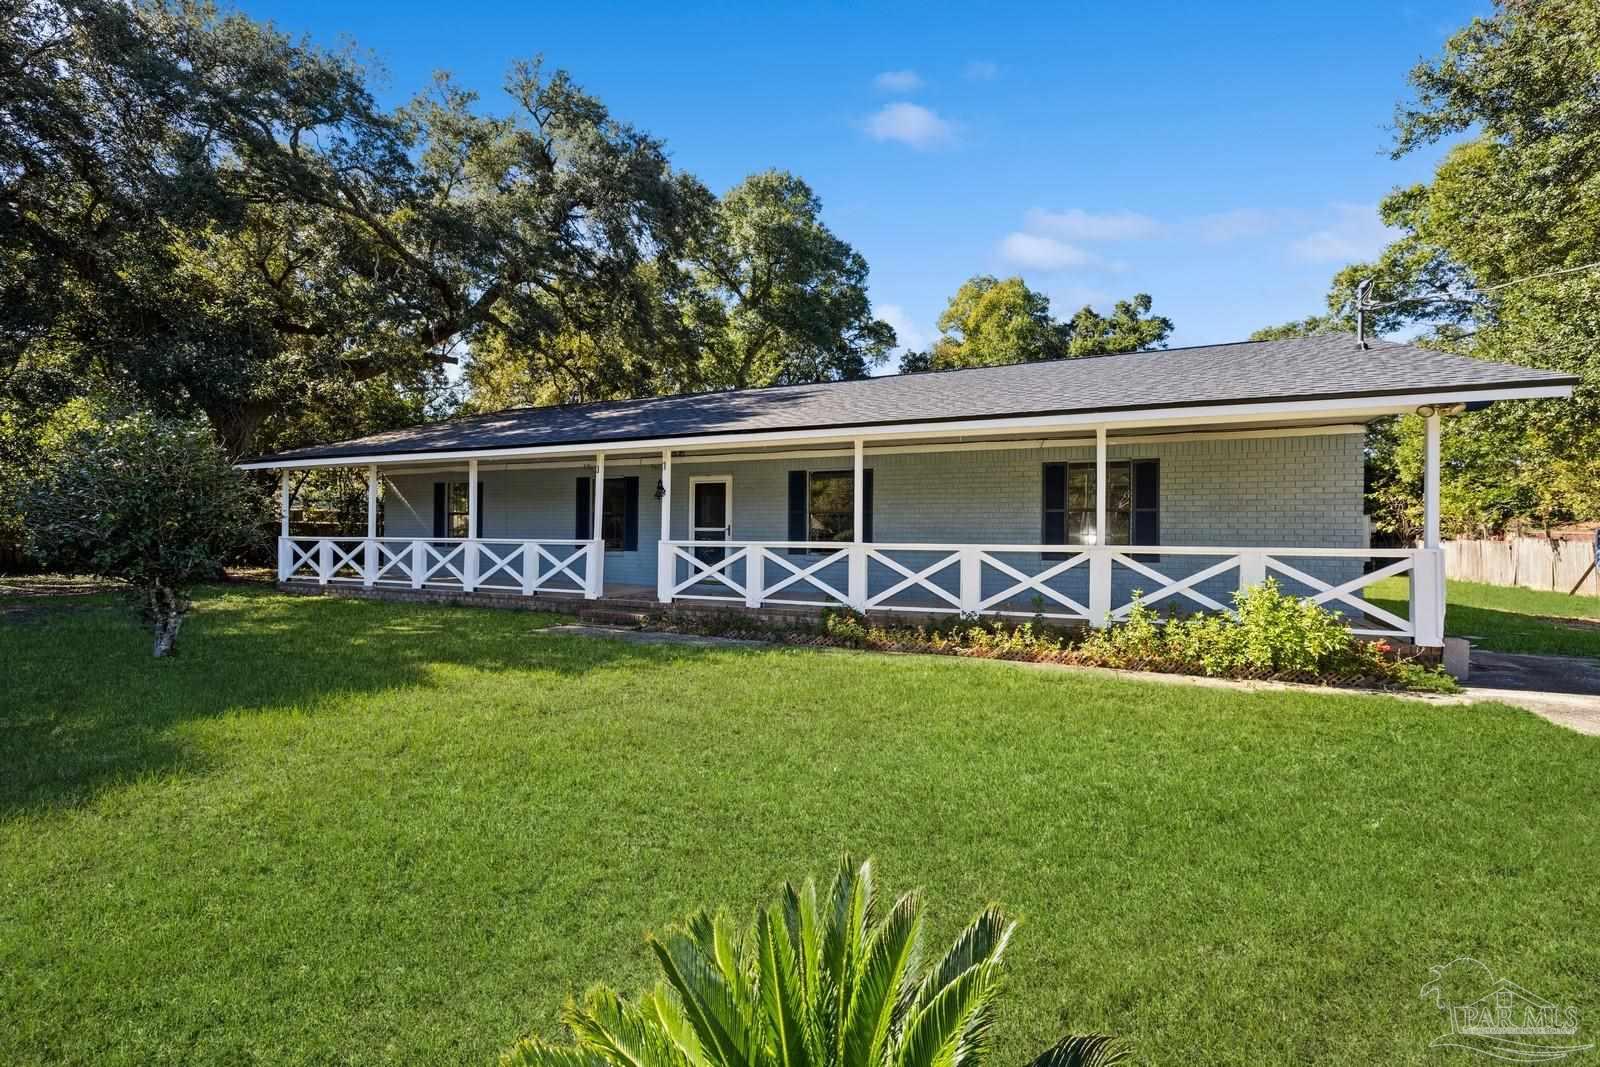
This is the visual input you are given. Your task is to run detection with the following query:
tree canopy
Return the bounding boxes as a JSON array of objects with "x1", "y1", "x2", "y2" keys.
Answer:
[
  {"x1": 461, "y1": 170, "x2": 894, "y2": 409},
  {"x1": 1255, "y1": 0, "x2": 1600, "y2": 533},
  {"x1": 3, "y1": 0, "x2": 708, "y2": 457},
  {"x1": 900, "y1": 277, "x2": 1171, "y2": 372}
]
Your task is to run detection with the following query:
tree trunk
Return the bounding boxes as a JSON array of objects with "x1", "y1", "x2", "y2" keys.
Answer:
[{"x1": 149, "y1": 583, "x2": 186, "y2": 658}]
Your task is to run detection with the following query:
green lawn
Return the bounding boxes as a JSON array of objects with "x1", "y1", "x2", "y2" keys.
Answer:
[
  {"x1": 2, "y1": 588, "x2": 1597, "y2": 1066},
  {"x1": 1368, "y1": 575, "x2": 1600, "y2": 657}
]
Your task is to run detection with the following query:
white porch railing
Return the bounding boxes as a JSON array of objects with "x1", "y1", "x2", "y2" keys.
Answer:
[
  {"x1": 278, "y1": 536, "x2": 604, "y2": 598},
  {"x1": 659, "y1": 541, "x2": 1442, "y2": 644}
]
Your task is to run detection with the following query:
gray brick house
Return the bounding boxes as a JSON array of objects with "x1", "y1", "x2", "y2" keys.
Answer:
[{"x1": 243, "y1": 334, "x2": 1576, "y2": 648}]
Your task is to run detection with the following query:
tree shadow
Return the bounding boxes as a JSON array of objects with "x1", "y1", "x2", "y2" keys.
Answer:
[
  {"x1": 0, "y1": 585, "x2": 740, "y2": 815},
  {"x1": 1368, "y1": 591, "x2": 1600, "y2": 660}
]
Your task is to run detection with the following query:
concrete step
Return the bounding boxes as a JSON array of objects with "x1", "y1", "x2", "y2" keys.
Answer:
[{"x1": 576, "y1": 607, "x2": 651, "y2": 629}]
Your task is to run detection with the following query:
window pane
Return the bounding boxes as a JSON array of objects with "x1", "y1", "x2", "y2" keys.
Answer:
[
  {"x1": 1062, "y1": 463, "x2": 1135, "y2": 544},
  {"x1": 448, "y1": 481, "x2": 469, "y2": 538},
  {"x1": 602, "y1": 482, "x2": 626, "y2": 550},
  {"x1": 809, "y1": 471, "x2": 853, "y2": 542}
]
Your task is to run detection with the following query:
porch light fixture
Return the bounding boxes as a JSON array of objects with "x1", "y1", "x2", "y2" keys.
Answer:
[{"x1": 654, "y1": 478, "x2": 667, "y2": 500}]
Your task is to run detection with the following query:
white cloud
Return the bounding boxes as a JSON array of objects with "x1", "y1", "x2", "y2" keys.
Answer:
[
  {"x1": 1026, "y1": 207, "x2": 1162, "y2": 242},
  {"x1": 862, "y1": 103, "x2": 957, "y2": 150},
  {"x1": 876, "y1": 303, "x2": 930, "y2": 353},
  {"x1": 1048, "y1": 284, "x2": 1112, "y2": 311},
  {"x1": 964, "y1": 60, "x2": 999, "y2": 80},
  {"x1": 998, "y1": 232, "x2": 1093, "y2": 271},
  {"x1": 1193, "y1": 207, "x2": 1284, "y2": 243},
  {"x1": 873, "y1": 69, "x2": 925, "y2": 93},
  {"x1": 1289, "y1": 203, "x2": 1397, "y2": 263}
]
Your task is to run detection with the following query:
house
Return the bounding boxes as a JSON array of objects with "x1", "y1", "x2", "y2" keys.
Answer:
[{"x1": 241, "y1": 334, "x2": 1577, "y2": 648}]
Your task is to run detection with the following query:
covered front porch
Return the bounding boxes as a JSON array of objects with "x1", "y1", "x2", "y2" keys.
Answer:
[{"x1": 273, "y1": 416, "x2": 1450, "y2": 647}]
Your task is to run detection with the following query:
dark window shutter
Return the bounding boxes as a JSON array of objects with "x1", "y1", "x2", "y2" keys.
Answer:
[
  {"x1": 1041, "y1": 463, "x2": 1067, "y2": 558},
  {"x1": 622, "y1": 476, "x2": 639, "y2": 551},
  {"x1": 862, "y1": 469, "x2": 874, "y2": 543},
  {"x1": 1132, "y1": 460, "x2": 1160, "y2": 561},
  {"x1": 432, "y1": 482, "x2": 446, "y2": 538},
  {"x1": 476, "y1": 481, "x2": 485, "y2": 538},
  {"x1": 575, "y1": 477, "x2": 591, "y2": 539},
  {"x1": 787, "y1": 470, "x2": 807, "y2": 554}
]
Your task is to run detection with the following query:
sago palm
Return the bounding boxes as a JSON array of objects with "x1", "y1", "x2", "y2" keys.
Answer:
[{"x1": 502, "y1": 857, "x2": 1126, "y2": 1067}]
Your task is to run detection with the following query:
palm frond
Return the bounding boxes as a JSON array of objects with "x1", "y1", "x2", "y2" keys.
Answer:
[
  {"x1": 842, "y1": 891, "x2": 923, "y2": 1067},
  {"x1": 756, "y1": 904, "x2": 818, "y2": 1067},
  {"x1": 818, "y1": 856, "x2": 874, "y2": 1061},
  {"x1": 563, "y1": 987, "x2": 700, "y2": 1067},
  {"x1": 500, "y1": 1038, "x2": 616, "y2": 1067},
  {"x1": 893, "y1": 958, "x2": 1004, "y2": 1067},
  {"x1": 1021, "y1": 1035, "x2": 1131, "y2": 1067},
  {"x1": 649, "y1": 928, "x2": 760, "y2": 1067},
  {"x1": 911, "y1": 907, "x2": 1014, "y2": 1014}
]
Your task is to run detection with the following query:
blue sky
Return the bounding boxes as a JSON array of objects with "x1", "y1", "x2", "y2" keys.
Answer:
[{"x1": 240, "y1": 0, "x2": 1487, "y2": 365}]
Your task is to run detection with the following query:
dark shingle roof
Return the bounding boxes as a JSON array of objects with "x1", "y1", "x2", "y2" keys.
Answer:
[{"x1": 244, "y1": 334, "x2": 1577, "y2": 464}]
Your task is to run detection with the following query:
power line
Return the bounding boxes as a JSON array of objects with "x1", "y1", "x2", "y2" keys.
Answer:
[{"x1": 1362, "y1": 260, "x2": 1600, "y2": 311}]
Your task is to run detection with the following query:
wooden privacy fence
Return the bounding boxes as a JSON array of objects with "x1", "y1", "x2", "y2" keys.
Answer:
[{"x1": 1444, "y1": 537, "x2": 1599, "y2": 594}]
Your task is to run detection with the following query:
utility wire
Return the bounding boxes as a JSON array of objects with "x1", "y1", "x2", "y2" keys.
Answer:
[{"x1": 1361, "y1": 260, "x2": 1600, "y2": 311}]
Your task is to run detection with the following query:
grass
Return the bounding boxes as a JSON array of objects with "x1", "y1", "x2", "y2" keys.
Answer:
[
  {"x1": 2, "y1": 586, "x2": 1597, "y2": 1066},
  {"x1": 1368, "y1": 576, "x2": 1600, "y2": 658}
]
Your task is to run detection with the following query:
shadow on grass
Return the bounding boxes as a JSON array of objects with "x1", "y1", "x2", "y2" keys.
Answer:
[
  {"x1": 0, "y1": 585, "x2": 729, "y2": 815},
  {"x1": 1369, "y1": 593, "x2": 1600, "y2": 659}
]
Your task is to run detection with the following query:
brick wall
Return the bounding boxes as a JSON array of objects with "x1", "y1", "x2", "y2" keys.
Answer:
[{"x1": 379, "y1": 431, "x2": 1367, "y2": 605}]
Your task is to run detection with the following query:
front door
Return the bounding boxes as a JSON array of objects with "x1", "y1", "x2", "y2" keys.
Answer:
[{"x1": 692, "y1": 478, "x2": 731, "y2": 565}]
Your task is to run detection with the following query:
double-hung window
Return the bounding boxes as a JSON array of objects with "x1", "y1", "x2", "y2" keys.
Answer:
[
  {"x1": 787, "y1": 469, "x2": 873, "y2": 552},
  {"x1": 1043, "y1": 460, "x2": 1159, "y2": 550}
]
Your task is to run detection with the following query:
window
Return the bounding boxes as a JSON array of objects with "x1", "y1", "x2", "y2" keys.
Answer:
[
  {"x1": 808, "y1": 470, "x2": 855, "y2": 543},
  {"x1": 601, "y1": 480, "x2": 627, "y2": 551},
  {"x1": 446, "y1": 482, "x2": 470, "y2": 538},
  {"x1": 433, "y1": 480, "x2": 483, "y2": 538},
  {"x1": 788, "y1": 469, "x2": 872, "y2": 551},
  {"x1": 1044, "y1": 460, "x2": 1158, "y2": 548},
  {"x1": 575, "y1": 476, "x2": 638, "y2": 552}
]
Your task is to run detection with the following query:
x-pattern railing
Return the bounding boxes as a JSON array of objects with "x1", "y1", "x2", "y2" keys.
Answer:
[
  {"x1": 669, "y1": 543, "x2": 750, "y2": 599},
  {"x1": 474, "y1": 542, "x2": 524, "y2": 588},
  {"x1": 865, "y1": 547, "x2": 962, "y2": 612},
  {"x1": 758, "y1": 546, "x2": 851, "y2": 606},
  {"x1": 529, "y1": 542, "x2": 590, "y2": 592},
  {"x1": 1110, "y1": 552, "x2": 1236, "y2": 618},
  {"x1": 1265, "y1": 553, "x2": 1414, "y2": 636},
  {"x1": 276, "y1": 536, "x2": 1430, "y2": 643},
  {"x1": 324, "y1": 539, "x2": 364, "y2": 580},
  {"x1": 978, "y1": 550, "x2": 1091, "y2": 618},
  {"x1": 373, "y1": 540, "x2": 414, "y2": 583},
  {"x1": 285, "y1": 539, "x2": 319, "y2": 580},
  {"x1": 419, "y1": 541, "x2": 466, "y2": 585}
]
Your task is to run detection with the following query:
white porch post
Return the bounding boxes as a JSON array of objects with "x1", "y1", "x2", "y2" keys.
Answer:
[
  {"x1": 657, "y1": 449, "x2": 673, "y2": 603},
  {"x1": 1423, "y1": 414, "x2": 1441, "y2": 550},
  {"x1": 277, "y1": 472, "x2": 291, "y2": 580},
  {"x1": 588, "y1": 452, "x2": 605, "y2": 599},
  {"x1": 849, "y1": 437, "x2": 867, "y2": 612},
  {"x1": 464, "y1": 458, "x2": 480, "y2": 592},
  {"x1": 363, "y1": 465, "x2": 378, "y2": 587},
  {"x1": 1088, "y1": 426, "x2": 1112, "y2": 627},
  {"x1": 1413, "y1": 413, "x2": 1446, "y2": 646}
]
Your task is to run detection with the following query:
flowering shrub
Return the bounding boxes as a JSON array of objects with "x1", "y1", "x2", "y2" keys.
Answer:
[{"x1": 649, "y1": 580, "x2": 1457, "y2": 692}]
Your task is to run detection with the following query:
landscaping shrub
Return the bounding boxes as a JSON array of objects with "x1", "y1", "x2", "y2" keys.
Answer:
[
  {"x1": 501, "y1": 856, "x2": 1127, "y2": 1067},
  {"x1": 649, "y1": 581, "x2": 1456, "y2": 692}
]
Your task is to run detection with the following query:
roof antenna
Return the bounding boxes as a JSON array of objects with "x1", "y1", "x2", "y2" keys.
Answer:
[{"x1": 1354, "y1": 277, "x2": 1374, "y2": 350}]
